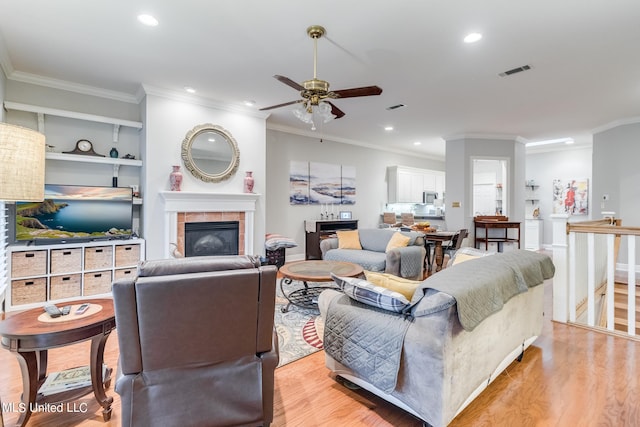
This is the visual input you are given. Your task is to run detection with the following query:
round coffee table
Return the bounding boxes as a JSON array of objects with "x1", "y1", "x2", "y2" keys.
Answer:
[
  {"x1": 0, "y1": 298, "x2": 115, "y2": 426},
  {"x1": 278, "y1": 260, "x2": 363, "y2": 312}
]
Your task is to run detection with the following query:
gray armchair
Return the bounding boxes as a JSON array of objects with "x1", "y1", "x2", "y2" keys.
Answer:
[{"x1": 112, "y1": 255, "x2": 278, "y2": 427}]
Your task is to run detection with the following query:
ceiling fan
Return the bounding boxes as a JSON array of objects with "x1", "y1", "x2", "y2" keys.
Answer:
[{"x1": 260, "y1": 25, "x2": 383, "y2": 125}]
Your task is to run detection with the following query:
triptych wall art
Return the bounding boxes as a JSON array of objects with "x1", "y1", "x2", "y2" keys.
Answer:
[
  {"x1": 552, "y1": 178, "x2": 589, "y2": 215},
  {"x1": 289, "y1": 161, "x2": 356, "y2": 205}
]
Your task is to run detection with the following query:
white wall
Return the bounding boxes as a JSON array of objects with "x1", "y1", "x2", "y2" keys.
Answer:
[
  {"x1": 445, "y1": 137, "x2": 526, "y2": 243},
  {"x1": 525, "y1": 146, "x2": 592, "y2": 245},
  {"x1": 265, "y1": 129, "x2": 445, "y2": 260},
  {"x1": 142, "y1": 93, "x2": 267, "y2": 260}
]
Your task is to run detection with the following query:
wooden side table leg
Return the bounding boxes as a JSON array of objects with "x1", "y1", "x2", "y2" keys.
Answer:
[
  {"x1": 90, "y1": 333, "x2": 114, "y2": 422},
  {"x1": 14, "y1": 350, "x2": 39, "y2": 427},
  {"x1": 36, "y1": 350, "x2": 48, "y2": 382}
]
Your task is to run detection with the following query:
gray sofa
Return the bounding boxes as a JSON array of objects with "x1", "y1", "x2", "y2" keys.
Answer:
[
  {"x1": 319, "y1": 249, "x2": 555, "y2": 427},
  {"x1": 320, "y1": 228, "x2": 426, "y2": 280}
]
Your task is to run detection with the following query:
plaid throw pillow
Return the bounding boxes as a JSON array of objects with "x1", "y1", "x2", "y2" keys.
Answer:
[{"x1": 331, "y1": 273, "x2": 411, "y2": 313}]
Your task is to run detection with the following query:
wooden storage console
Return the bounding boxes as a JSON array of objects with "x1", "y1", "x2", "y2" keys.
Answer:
[
  {"x1": 5, "y1": 239, "x2": 145, "y2": 311},
  {"x1": 304, "y1": 219, "x2": 358, "y2": 260}
]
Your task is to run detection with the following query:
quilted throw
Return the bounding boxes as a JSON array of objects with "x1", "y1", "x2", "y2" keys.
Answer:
[
  {"x1": 323, "y1": 294, "x2": 412, "y2": 393},
  {"x1": 412, "y1": 249, "x2": 555, "y2": 331}
]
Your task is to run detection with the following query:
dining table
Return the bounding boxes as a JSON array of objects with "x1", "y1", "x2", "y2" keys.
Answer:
[{"x1": 420, "y1": 230, "x2": 457, "y2": 273}]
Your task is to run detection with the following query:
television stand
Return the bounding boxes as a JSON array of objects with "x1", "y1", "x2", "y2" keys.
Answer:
[{"x1": 5, "y1": 238, "x2": 145, "y2": 311}]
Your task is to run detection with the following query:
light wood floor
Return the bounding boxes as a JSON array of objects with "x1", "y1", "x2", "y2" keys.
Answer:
[{"x1": 2, "y1": 279, "x2": 640, "y2": 426}]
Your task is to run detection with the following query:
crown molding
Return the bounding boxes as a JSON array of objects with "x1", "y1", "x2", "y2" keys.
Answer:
[
  {"x1": 141, "y1": 84, "x2": 270, "y2": 120},
  {"x1": 443, "y1": 132, "x2": 524, "y2": 143},
  {"x1": 266, "y1": 123, "x2": 445, "y2": 161},
  {"x1": 7, "y1": 70, "x2": 139, "y2": 104},
  {"x1": 591, "y1": 116, "x2": 640, "y2": 135}
]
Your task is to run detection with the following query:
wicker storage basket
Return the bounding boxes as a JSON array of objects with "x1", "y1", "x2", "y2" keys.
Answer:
[
  {"x1": 115, "y1": 244, "x2": 140, "y2": 267},
  {"x1": 11, "y1": 250, "x2": 47, "y2": 277},
  {"x1": 83, "y1": 271, "x2": 113, "y2": 296},
  {"x1": 11, "y1": 278, "x2": 47, "y2": 305},
  {"x1": 114, "y1": 268, "x2": 136, "y2": 281},
  {"x1": 84, "y1": 246, "x2": 113, "y2": 270},
  {"x1": 50, "y1": 274, "x2": 82, "y2": 300},
  {"x1": 50, "y1": 248, "x2": 82, "y2": 274}
]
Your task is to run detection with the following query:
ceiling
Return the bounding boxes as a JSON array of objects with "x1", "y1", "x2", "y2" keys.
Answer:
[{"x1": 1, "y1": 1, "x2": 639, "y2": 160}]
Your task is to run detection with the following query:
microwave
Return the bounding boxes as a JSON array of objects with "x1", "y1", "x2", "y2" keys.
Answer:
[{"x1": 423, "y1": 191, "x2": 438, "y2": 204}]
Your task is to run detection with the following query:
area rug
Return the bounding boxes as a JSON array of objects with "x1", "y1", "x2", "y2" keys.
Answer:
[{"x1": 274, "y1": 281, "x2": 326, "y2": 367}]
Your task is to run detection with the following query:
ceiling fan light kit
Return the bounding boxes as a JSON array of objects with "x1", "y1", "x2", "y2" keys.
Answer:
[{"x1": 260, "y1": 25, "x2": 382, "y2": 130}]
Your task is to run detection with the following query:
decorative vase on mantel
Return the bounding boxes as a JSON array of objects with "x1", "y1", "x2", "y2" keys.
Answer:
[
  {"x1": 170, "y1": 165, "x2": 183, "y2": 191},
  {"x1": 244, "y1": 171, "x2": 255, "y2": 193}
]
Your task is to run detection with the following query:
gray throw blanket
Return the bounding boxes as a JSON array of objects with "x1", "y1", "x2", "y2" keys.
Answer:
[
  {"x1": 323, "y1": 294, "x2": 412, "y2": 393},
  {"x1": 411, "y1": 249, "x2": 555, "y2": 331}
]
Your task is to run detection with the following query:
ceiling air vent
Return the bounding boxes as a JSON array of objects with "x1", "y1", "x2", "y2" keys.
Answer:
[
  {"x1": 499, "y1": 64, "x2": 532, "y2": 77},
  {"x1": 386, "y1": 104, "x2": 406, "y2": 110}
]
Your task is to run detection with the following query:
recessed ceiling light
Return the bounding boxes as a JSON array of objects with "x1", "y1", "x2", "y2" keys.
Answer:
[
  {"x1": 464, "y1": 33, "x2": 482, "y2": 43},
  {"x1": 243, "y1": 100, "x2": 256, "y2": 107},
  {"x1": 137, "y1": 14, "x2": 159, "y2": 27},
  {"x1": 413, "y1": 141, "x2": 422, "y2": 146},
  {"x1": 384, "y1": 126, "x2": 394, "y2": 131},
  {"x1": 184, "y1": 86, "x2": 196, "y2": 94}
]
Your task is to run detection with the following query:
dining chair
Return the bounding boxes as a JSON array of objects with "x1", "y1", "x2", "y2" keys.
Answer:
[
  {"x1": 442, "y1": 229, "x2": 468, "y2": 259},
  {"x1": 382, "y1": 212, "x2": 397, "y2": 228},
  {"x1": 401, "y1": 212, "x2": 415, "y2": 226}
]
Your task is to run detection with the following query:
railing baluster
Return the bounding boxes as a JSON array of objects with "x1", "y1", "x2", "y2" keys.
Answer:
[
  {"x1": 628, "y1": 236, "x2": 636, "y2": 336},
  {"x1": 569, "y1": 231, "x2": 577, "y2": 323},
  {"x1": 607, "y1": 234, "x2": 615, "y2": 331},
  {"x1": 587, "y1": 233, "x2": 596, "y2": 326}
]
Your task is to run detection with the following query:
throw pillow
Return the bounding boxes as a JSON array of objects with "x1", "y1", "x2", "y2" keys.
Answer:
[
  {"x1": 451, "y1": 247, "x2": 495, "y2": 266},
  {"x1": 364, "y1": 270, "x2": 421, "y2": 300},
  {"x1": 265, "y1": 233, "x2": 298, "y2": 250},
  {"x1": 331, "y1": 273, "x2": 411, "y2": 313},
  {"x1": 337, "y1": 230, "x2": 362, "y2": 250},
  {"x1": 385, "y1": 231, "x2": 411, "y2": 253}
]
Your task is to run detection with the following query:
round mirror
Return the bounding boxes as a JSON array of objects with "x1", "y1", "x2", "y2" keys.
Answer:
[{"x1": 181, "y1": 124, "x2": 240, "y2": 183}]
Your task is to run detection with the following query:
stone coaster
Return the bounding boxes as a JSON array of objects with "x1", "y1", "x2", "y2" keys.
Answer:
[{"x1": 37, "y1": 303, "x2": 103, "y2": 323}]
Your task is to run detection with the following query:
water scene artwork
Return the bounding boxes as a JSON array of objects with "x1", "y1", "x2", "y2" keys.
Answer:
[
  {"x1": 289, "y1": 161, "x2": 356, "y2": 205},
  {"x1": 16, "y1": 185, "x2": 133, "y2": 241}
]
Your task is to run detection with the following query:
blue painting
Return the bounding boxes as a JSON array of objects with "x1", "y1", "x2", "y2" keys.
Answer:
[
  {"x1": 289, "y1": 161, "x2": 310, "y2": 204},
  {"x1": 289, "y1": 161, "x2": 356, "y2": 205}
]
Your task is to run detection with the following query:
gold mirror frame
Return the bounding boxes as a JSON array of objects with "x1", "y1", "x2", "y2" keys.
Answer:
[{"x1": 181, "y1": 124, "x2": 240, "y2": 183}]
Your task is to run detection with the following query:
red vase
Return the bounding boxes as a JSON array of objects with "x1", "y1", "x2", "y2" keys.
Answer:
[
  {"x1": 170, "y1": 165, "x2": 183, "y2": 191},
  {"x1": 244, "y1": 171, "x2": 254, "y2": 193}
]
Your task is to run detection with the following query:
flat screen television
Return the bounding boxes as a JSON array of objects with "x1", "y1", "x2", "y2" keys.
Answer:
[{"x1": 15, "y1": 184, "x2": 133, "y2": 245}]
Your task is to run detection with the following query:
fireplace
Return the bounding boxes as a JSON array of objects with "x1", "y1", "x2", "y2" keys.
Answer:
[
  {"x1": 160, "y1": 191, "x2": 259, "y2": 259},
  {"x1": 184, "y1": 221, "x2": 239, "y2": 257}
]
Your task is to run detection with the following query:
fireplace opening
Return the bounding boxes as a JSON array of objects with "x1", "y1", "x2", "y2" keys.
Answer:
[{"x1": 184, "y1": 221, "x2": 239, "y2": 257}]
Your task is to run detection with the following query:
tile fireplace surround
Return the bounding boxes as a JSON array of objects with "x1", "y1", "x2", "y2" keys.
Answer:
[{"x1": 159, "y1": 191, "x2": 259, "y2": 259}]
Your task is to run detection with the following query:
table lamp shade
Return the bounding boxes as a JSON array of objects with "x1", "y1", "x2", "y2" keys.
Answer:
[{"x1": 0, "y1": 122, "x2": 46, "y2": 201}]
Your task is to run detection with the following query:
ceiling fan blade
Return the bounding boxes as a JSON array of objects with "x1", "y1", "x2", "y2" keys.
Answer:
[
  {"x1": 332, "y1": 85, "x2": 383, "y2": 98},
  {"x1": 326, "y1": 101, "x2": 345, "y2": 119},
  {"x1": 259, "y1": 99, "x2": 304, "y2": 111},
  {"x1": 274, "y1": 75, "x2": 305, "y2": 91}
]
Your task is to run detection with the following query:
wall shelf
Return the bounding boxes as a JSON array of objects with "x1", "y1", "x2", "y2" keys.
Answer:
[
  {"x1": 3, "y1": 101, "x2": 143, "y2": 142},
  {"x1": 46, "y1": 152, "x2": 142, "y2": 167}
]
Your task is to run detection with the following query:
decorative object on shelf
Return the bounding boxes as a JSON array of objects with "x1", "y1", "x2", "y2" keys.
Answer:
[
  {"x1": 170, "y1": 165, "x2": 183, "y2": 191},
  {"x1": 123, "y1": 153, "x2": 136, "y2": 159},
  {"x1": 110, "y1": 147, "x2": 119, "y2": 158},
  {"x1": 244, "y1": 171, "x2": 255, "y2": 193},
  {"x1": 533, "y1": 207, "x2": 540, "y2": 218},
  {"x1": 63, "y1": 139, "x2": 105, "y2": 157}
]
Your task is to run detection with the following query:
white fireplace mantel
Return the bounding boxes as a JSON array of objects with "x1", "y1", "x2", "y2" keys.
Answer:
[{"x1": 159, "y1": 191, "x2": 260, "y2": 258}]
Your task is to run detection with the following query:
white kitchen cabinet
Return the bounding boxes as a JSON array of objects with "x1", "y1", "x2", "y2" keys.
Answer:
[
  {"x1": 388, "y1": 166, "x2": 445, "y2": 203},
  {"x1": 525, "y1": 219, "x2": 543, "y2": 251}
]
